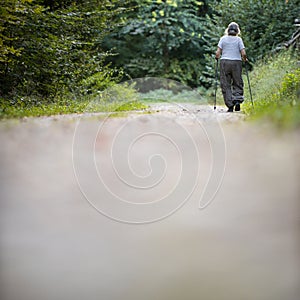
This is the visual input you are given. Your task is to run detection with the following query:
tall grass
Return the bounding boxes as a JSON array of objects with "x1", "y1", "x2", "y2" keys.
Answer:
[
  {"x1": 243, "y1": 51, "x2": 300, "y2": 129},
  {"x1": 0, "y1": 84, "x2": 147, "y2": 119}
]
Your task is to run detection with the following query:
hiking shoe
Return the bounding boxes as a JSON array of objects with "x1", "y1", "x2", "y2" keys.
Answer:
[
  {"x1": 235, "y1": 103, "x2": 240, "y2": 111},
  {"x1": 227, "y1": 107, "x2": 234, "y2": 112}
]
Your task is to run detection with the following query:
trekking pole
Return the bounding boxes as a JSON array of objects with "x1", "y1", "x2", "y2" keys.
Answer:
[
  {"x1": 214, "y1": 58, "x2": 219, "y2": 110},
  {"x1": 245, "y1": 61, "x2": 254, "y2": 107}
]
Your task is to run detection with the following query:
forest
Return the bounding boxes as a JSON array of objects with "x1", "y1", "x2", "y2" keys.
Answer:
[
  {"x1": 0, "y1": 0, "x2": 299, "y2": 118},
  {"x1": 1, "y1": 2, "x2": 300, "y2": 298}
]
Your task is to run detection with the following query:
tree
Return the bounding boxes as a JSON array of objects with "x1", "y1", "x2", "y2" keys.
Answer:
[
  {"x1": 103, "y1": 0, "x2": 208, "y2": 87},
  {"x1": 202, "y1": 0, "x2": 299, "y2": 84},
  {"x1": 0, "y1": 0, "x2": 125, "y2": 101}
]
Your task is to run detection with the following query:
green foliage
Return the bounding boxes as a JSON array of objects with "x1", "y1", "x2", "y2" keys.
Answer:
[
  {"x1": 243, "y1": 51, "x2": 300, "y2": 129},
  {"x1": 139, "y1": 87, "x2": 205, "y2": 103},
  {"x1": 202, "y1": 0, "x2": 299, "y2": 83},
  {"x1": 98, "y1": 82, "x2": 139, "y2": 104},
  {"x1": 0, "y1": 0, "x2": 125, "y2": 101},
  {"x1": 115, "y1": 100, "x2": 147, "y2": 111},
  {"x1": 1, "y1": 0, "x2": 298, "y2": 119},
  {"x1": 0, "y1": 83, "x2": 147, "y2": 118},
  {"x1": 0, "y1": 0, "x2": 33, "y2": 64},
  {"x1": 104, "y1": 0, "x2": 208, "y2": 87},
  {"x1": 0, "y1": 97, "x2": 84, "y2": 119},
  {"x1": 35, "y1": 1, "x2": 85, "y2": 11}
]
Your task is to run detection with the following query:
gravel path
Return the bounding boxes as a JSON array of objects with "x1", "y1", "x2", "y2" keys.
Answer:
[{"x1": 0, "y1": 104, "x2": 299, "y2": 300}]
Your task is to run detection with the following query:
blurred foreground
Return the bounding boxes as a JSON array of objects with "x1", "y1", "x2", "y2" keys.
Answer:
[{"x1": 0, "y1": 105, "x2": 299, "y2": 300}]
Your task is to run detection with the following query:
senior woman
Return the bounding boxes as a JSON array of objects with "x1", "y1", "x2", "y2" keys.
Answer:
[{"x1": 215, "y1": 22, "x2": 248, "y2": 112}]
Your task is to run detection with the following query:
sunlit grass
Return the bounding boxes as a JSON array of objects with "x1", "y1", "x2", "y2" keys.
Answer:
[
  {"x1": 243, "y1": 51, "x2": 300, "y2": 129},
  {"x1": 0, "y1": 83, "x2": 147, "y2": 119}
]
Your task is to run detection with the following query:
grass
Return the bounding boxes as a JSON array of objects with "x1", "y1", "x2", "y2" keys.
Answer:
[
  {"x1": 138, "y1": 87, "x2": 209, "y2": 104},
  {"x1": 0, "y1": 100, "x2": 147, "y2": 119},
  {"x1": 0, "y1": 81, "x2": 209, "y2": 120},
  {"x1": 0, "y1": 84, "x2": 147, "y2": 119},
  {"x1": 1, "y1": 51, "x2": 298, "y2": 126},
  {"x1": 242, "y1": 51, "x2": 300, "y2": 129}
]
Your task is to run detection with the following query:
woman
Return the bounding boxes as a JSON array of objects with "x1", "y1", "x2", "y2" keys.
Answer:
[{"x1": 215, "y1": 22, "x2": 248, "y2": 112}]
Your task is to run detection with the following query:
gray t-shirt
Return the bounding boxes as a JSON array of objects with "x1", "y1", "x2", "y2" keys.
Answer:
[{"x1": 218, "y1": 36, "x2": 245, "y2": 61}]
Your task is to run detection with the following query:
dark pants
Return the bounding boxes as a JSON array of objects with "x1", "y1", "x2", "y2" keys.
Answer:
[{"x1": 220, "y1": 59, "x2": 244, "y2": 108}]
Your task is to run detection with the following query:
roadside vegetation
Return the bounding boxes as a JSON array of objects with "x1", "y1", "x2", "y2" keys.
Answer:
[
  {"x1": 0, "y1": 0, "x2": 298, "y2": 122},
  {"x1": 243, "y1": 51, "x2": 300, "y2": 129},
  {"x1": 0, "y1": 84, "x2": 146, "y2": 119}
]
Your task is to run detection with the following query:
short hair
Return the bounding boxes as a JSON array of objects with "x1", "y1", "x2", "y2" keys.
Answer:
[{"x1": 225, "y1": 22, "x2": 241, "y2": 36}]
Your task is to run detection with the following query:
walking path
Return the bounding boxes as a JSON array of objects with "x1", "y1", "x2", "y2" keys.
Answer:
[{"x1": 0, "y1": 104, "x2": 299, "y2": 300}]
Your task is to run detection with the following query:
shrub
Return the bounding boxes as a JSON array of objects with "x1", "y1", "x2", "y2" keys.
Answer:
[{"x1": 243, "y1": 51, "x2": 300, "y2": 129}]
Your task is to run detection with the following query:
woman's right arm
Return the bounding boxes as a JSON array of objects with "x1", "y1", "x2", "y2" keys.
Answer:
[
  {"x1": 215, "y1": 47, "x2": 222, "y2": 60},
  {"x1": 241, "y1": 49, "x2": 248, "y2": 61}
]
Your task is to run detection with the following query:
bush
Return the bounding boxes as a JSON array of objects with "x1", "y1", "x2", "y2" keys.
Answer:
[
  {"x1": 0, "y1": 83, "x2": 147, "y2": 119},
  {"x1": 202, "y1": 0, "x2": 299, "y2": 84},
  {"x1": 243, "y1": 51, "x2": 300, "y2": 129},
  {"x1": 0, "y1": 0, "x2": 124, "y2": 101}
]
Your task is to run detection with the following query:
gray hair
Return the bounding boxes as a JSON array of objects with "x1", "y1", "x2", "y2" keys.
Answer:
[{"x1": 225, "y1": 22, "x2": 241, "y2": 36}]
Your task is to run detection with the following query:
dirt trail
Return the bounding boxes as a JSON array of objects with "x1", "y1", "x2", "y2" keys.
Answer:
[{"x1": 0, "y1": 104, "x2": 299, "y2": 300}]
